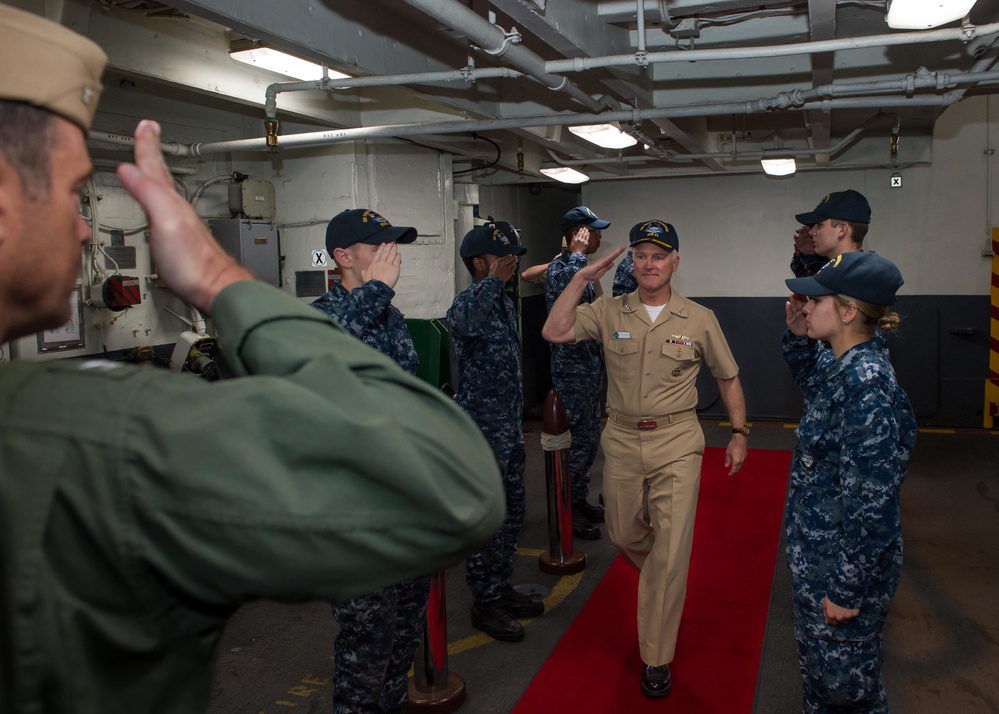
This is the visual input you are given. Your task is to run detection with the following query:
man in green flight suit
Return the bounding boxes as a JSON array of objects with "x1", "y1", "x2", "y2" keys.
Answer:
[{"x1": 0, "y1": 6, "x2": 504, "y2": 714}]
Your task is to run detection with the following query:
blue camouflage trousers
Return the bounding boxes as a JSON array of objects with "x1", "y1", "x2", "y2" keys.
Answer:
[
  {"x1": 792, "y1": 575, "x2": 899, "y2": 713},
  {"x1": 465, "y1": 411, "x2": 526, "y2": 603},
  {"x1": 552, "y1": 371, "x2": 604, "y2": 504},
  {"x1": 330, "y1": 576, "x2": 431, "y2": 714}
]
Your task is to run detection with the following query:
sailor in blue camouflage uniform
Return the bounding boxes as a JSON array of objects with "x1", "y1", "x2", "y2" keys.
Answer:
[
  {"x1": 448, "y1": 222, "x2": 545, "y2": 642},
  {"x1": 312, "y1": 208, "x2": 429, "y2": 714},
  {"x1": 612, "y1": 250, "x2": 637, "y2": 296},
  {"x1": 545, "y1": 205, "x2": 611, "y2": 540},
  {"x1": 783, "y1": 251, "x2": 917, "y2": 713}
]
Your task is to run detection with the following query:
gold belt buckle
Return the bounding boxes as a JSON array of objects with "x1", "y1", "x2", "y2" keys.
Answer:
[{"x1": 637, "y1": 419, "x2": 657, "y2": 431}]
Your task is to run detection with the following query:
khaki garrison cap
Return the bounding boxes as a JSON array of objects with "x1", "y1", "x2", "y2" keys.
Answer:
[{"x1": 0, "y1": 4, "x2": 107, "y2": 131}]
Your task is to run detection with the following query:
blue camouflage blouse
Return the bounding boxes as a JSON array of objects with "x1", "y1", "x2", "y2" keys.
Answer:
[
  {"x1": 311, "y1": 280, "x2": 419, "y2": 375},
  {"x1": 782, "y1": 331, "x2": 917, "y2": 608}
]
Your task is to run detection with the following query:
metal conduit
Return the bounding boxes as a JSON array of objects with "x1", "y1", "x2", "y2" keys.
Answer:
[
  {"x1": 264, "y1": 67, "x2": 524, "y2": 120},
  {"x1": 635, "y1": 0, "x2": 646, "y2": 55},
  {"x1": 797, "y1": 69, "x2": 999, "y2": 103},
  {"x1": 89, "y1": 130, "x2": 190, "y2": 157},
  {"x1": 399, "y1": 0, "x2": 603, "y2": 111},
  {"x1": 91, "y1": 64, "x2": 996, "y2": 159},
  {"x1": 262, "y1": 28, "x2": 999, "y2": 100},
  {"x1": 257, "y1": 12, "x2": 998, "y2": 134},
  {"x1": 261, "y1": 22, "x2": 996, "y2": 103},
  {"x1": 185, "y1": 94, "x2": 961, "y2": 157},
  {"x1": 545, "y1": 23, "x2": 999, "y2": 73}
]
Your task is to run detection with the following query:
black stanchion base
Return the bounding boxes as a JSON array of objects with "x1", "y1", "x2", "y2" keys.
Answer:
[
  {"x1": 404, "y1": 672, "x2": 467, "y2": 713},
  {"x1": 538, "y1": 550, "x2": 586, "y2": 575}
]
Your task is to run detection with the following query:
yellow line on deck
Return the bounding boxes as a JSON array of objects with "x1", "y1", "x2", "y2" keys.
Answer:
[{"x1": 447, "y1": 555, "x2": 585, "y2": 656}]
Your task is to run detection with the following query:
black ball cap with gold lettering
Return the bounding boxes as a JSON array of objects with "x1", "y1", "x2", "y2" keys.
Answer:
[
  {"x1": 325, "y1": 208, "x2": 418, "y2": 254},
  {"x1": 460, "y1": 221, "x2": 527, "y2": 258},
  {"x1": 786, "y1": 251, "x2": 903, "y2": 306},
  {"x1": 629, "y1": 219, "x2": 679, "y2": 253}
]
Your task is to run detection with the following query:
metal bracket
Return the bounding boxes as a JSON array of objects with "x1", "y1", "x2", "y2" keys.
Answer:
[{"x1": 482, "y1": 27, "x2": 522, "y2": 56}]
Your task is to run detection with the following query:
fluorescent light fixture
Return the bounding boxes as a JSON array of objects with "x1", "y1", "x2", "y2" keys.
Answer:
[
  {"x1": 567, "y1": 123, "x2": 638, "y2": 149},
  {"x1": 230, "y1": 46, "x2": 349, "y2": 81},
  {"x1": 886, "y1": 0, "x2": 976, "y2": 29},
  {"x1": 540, "y1": 166, "x2": 590, "y2": 184},
  {"x1": 761, "y1": 158, "x2": 796, "y2": 176}
]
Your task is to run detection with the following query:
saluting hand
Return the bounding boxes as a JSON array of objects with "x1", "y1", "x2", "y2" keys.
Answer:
[
  {"x1": 576, "y1": 246, "x2": 626, "y2": 284},
  {"x1": 568, "y1": 228, "x2": 590, "y2": 254},
  {"x1": 785, "y1": 294, "x2": 809, "y2": 337},
  {"x1": 490, "y1": 254, "x2": 519, "y2": 283},
  {"x1": 363, "y1": 243, "x2": 402, "y2": 289},
  {"x1": 117, "y1": 120, "x2": 252, "y2": 312},
  {"x1": 793, "y1": 226, "x2": 815, "y2": 255}
]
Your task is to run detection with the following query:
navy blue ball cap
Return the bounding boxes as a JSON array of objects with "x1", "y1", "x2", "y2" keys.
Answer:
[
  {"x1": 562, "y1": 205, "x2": 610, "y2": 233},
  {"x1": 795, "y1": 189, "x2": 871, "y2": 225},
  {"x1": 460, "y1": 221, "x2": 527, "y2": 258},
  {"x1": 785, "y1": 251, "x2": 903, "y2": 305},
  {"x1": 628, "y1": 219, "x2": 678, "y2": 252},
  {"x1": 325, "y1": 208, "x2": 417, "y2": 254}
]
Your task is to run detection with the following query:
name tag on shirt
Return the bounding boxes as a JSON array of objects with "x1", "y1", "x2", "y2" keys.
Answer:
[{"x1": 613, "y1": 331, "x2": 631, "y2": 339}]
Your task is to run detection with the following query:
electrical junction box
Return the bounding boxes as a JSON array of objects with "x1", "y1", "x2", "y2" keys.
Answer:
[
  {"x1": 170, "y1": 330, "x2": 220, "y2": 380},
  {"x1": 229, "y1": 178, "x2": 276, "y2": 219},
  {"x1": 90, "y1": 274, "x2": 141, "y2": 311},
  {"x1": 209, "y1": 219, "x2": 280, "y2": 287}
]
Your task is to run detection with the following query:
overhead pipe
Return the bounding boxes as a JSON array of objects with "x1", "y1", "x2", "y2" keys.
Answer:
[
  {"x1": 940, "y1": 51, "x2": 999, "y2": 106},
  {"x1": 256, "y1": 13, "x2": 998, "y2": 141},
  {"x1": 257, "y1": 27, "x2": 999, "y2": 113},
  {"x1": 89, "y1": 130, "x2": 193, "y2": 157},
  {"x1": 89, "y1": 67, "x2": 997, "y2": 159},
  {"x1": 184, "y1": 66, "x2": 998, "y2": 157},
  {"x1": 263, "y1": 67, "x2": 524, "y2": 121},
  {"x1": 544, "y1": 22, "x2": 999, "y2": 73},
  {"x1": 394, "y1": 0, "x2": 603, "y2": 112},
  {"x1": 184, "y1": 94, "x2": 966, "y2": 157},
  {"x1": 635, "y1": 0, "x2": 647, "y2": 57}
]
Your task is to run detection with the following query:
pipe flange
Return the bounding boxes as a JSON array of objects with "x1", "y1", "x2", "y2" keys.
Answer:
[{"x1": 482, "y1": 26, "x2": 522, "y2": 56}]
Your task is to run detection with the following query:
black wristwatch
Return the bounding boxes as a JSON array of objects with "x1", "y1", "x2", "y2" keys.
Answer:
[{"x1": 732, "y1": 424, "x2": 750, "y2": 437}]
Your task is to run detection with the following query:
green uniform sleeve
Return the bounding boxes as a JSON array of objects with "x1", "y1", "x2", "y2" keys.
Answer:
[
  {"x1": 132, "y1": 281, "x2": 506, "y2": 603},
  {"x1": 6, "y1": 281, "x2": 505, "y2": 609}
]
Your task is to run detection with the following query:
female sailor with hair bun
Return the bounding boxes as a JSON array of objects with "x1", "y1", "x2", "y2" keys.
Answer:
[{"x1": 783, "y1": 251, "x2": 918, "y2": 713}]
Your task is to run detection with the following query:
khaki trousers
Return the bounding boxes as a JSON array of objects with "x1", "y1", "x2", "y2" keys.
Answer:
[{"x1": 601, "y1": 414, "x2": 705, "y2": 666}]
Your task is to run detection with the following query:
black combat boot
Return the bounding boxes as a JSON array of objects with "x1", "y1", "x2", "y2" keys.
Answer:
[{"x1": 471, "y1": 599, "x2": 525, "y2": 642}]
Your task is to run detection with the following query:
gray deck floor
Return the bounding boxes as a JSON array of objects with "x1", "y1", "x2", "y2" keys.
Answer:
[{"x1": 208, "y1": 422, "x2": 999, "y2": 713}]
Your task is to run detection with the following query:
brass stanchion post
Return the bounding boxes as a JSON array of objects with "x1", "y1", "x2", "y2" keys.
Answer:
[
  {"x1": 405, "y1": 570, "x2": 465, "y2": 712},
  {"x1": 539, "y1": 388, "x2": 586, "y2": 574}
]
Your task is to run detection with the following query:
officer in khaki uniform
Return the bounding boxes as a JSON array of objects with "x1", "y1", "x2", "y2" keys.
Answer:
[
  {"x1": 0, "y1": 7, "x2": 505, "y2": 714},
  {"x1": 543, "y1": 219, "x2": 748, "y2": 699}
]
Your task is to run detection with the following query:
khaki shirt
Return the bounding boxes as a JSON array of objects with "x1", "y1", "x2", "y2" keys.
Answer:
[{"x1": 573, "y1": 290, "x2": 739, "y2": 417}]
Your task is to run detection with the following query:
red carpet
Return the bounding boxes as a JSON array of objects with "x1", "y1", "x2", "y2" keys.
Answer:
[{"x1": 512, "y1": 447, "x2": 791, "y2": 714}]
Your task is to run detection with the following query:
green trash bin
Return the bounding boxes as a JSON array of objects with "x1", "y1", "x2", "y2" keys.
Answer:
[{"x1": 405, "y1": 318, "x2": 452, "y2": 390}]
